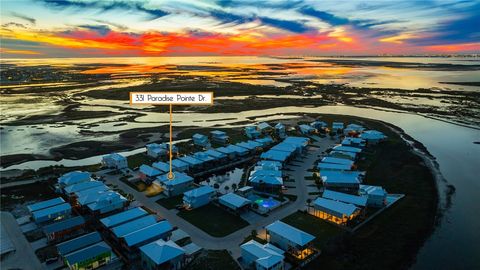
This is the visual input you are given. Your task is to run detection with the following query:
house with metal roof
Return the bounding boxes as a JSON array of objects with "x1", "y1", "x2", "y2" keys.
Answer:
[
  {"x1": 139, "y1": 164, "x2": 162, "y2": 182},
  {"x1": 215, "y1": 146, "x2": 237, "y2": 159},
  {"x1": 249, "y1": 170, "x2": 283, "y2": 193},
  {"x1": 360, "y1": 130, "x2": 387, "y2": 144},
  {"x1": 146, "y1": 143, "x2": 178, "y2": 159},
  {"x1": 332, "y1": 122, "x2": 344, "y2": 131},
  {"x1": 245, "y1": 126, "x2": 261, "y2": 139},
  {"x1": 178, "y1": 156, "x2": 203, "y2": 170},
  {"x1": 58, "y1": 171, "x2": 91, "y2": 187},
  {"x1": 43, "y1": 216, "x2": 85, "y2": 242},
  {"x1": 121, "y1": 221, "x2": 173, "y2": 259},
  {"x1": 27, "y1": 197, "x2": 65, "y2": 213},
  {"x1": 152, "y1": 161, "x2": 170, "y2": 173},
  {"x1": 218, "y1": 193, "x2": 251, "y2": 212},
  {"x1": 111, "y1": 215, "x2": 157, "y2": 238},
  {"x1": 260, "y1": 150, "x2": 290, "y2": 163},
  {"x1": 86, "y1": 192, "x2": 127, "y2": 215},
  {"x1": 183, "y1": 185, "x2": 216, "y2": 209},
  {"x1": 332, "y1": 145, "x2": 362, "y2": 153},
  {"x1": 317, "y1": 162, "x2": 352, "y2": 171},
  {"x1": 75, "y1": 188, "x2": 110, "y2": 206},
  {"x1": 171, "y1": 159, "x2": 189, "y2": 172},
  {"x1": 320, "y1": 171, "x2": 363, "y2": 189},
  {"x1": 102, "y1": 153, "x2": 128, "y2": 170},
  {"x1": 237, "y1": 186, "x2": 254, "y2": 197},
  {"x1": 344, "y1": 123, "x2": 365, "y2": 135},
  {"x1": 192, "y1": 133, "x2": 210, "y2": 148},
  {"x1": 56, "y1": 232, "x2": 102, "y2": 257},
  {"x1": 275, "y1": 122, "x2": 286, "y2": 139},
  {"x1": 64, "y1": 241, "x2": 112, "y2": 270},
  {"x1": 299, "y1": 124, "x2": 316, "y2": 135},
  {"x1": 226, "y1": 144, "x2": 249, "y2": 156},
  {"x1": 236, "y1": 141, "x2": 260, "y2": 153},
  {"x1": 310, "y1": 121, "x2": 327, "y2": 130},
  {"x1": 257, "y1": 122, "x2": 273, "y2": 134},
  {"x1": 192, "y1": 152, "x2": 215, "y2": 168},
  {"x1": 140, "y1": 239, "x2": 185, "y2": 270},
  {"x1": 204, "y1": 149, "x2": 227, "y2": 161},
  {"x1": 32, "y1": 203, "x2": 71, "y2": 224},
  {"x1": 359, "y1": 185, "x2": 388, "y2": 207},
  {"x1": 100, "y1": 207, "x2": 148, "y2": 229},
  {"x1": 310, "y1": 197, "x2": 361, "y2": 225},
  {"x1": 241, "y1": 240, "x2": 284, "y2": 270},
  {"x1": 210, "y1": 130, "x2": 229, "y2": 145},
  {"x1": 321, "y1": 157, "x2": 354, "y2": 167},
  {"x1": 255, "y1": 137, "x2": 274, "y2": 147},
  {"x1": 322, "y1": 190, "x2": 368, "y2": 207},
  {"x1": 341, "y1": 137, "x2": 366, "y2": 148},
  {"x1": 329, "y1": 150, "x2": 357, "y2": 160},
  {"x1": 155, "y1": 172, "x2": 194, "y2": 197},
  {"x1": 64, "y1": 181, "x2": 106, "y2": 195},
  {"x1": 265, "y1": 221, "x2": 316, "y2": 260}
]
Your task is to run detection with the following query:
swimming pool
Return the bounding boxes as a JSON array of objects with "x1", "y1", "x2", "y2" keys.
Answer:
[{"x1": 249, "y1": 195, "x2": 281, "y2": 213}]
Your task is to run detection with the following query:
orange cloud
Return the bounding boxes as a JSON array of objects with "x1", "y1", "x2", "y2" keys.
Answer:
[
  {"x1": 0, "y1": 48, "x2": 43, "y2": 55},
  {"x1": 425, "y1": 42, "x2": 480, "y2": 52}
]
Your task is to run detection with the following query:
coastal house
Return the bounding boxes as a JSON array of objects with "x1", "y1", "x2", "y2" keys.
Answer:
[
  {"x1": 227, "y1": 144, "x2": 250, "y2": 157},
  {"x1": 332, "y1": 122, "x2": 344, "y2": 133},
  {"x1": 321, "y1": 157, "x2": 355, "y2": 167},
  {"x1": 63, "y1": 181, "x2": 106, "y2": 195},
  {"x1": 320, "y1": 171, "x2": 363, "y2": 190},
  {"x1": 359, "y1": 185, "x2": 388, "y2": 207},
  {"x1": 258, "y1": 122, "x2": 273, "y2": 134},
  {"x1": 27, "y1": 197, "x2": 65, "y2": 213},
  {"x1": 255, "y1": 137, "x2": 274, "y2": 147},
  {"x1": 245, "y1": 126, "x2": 261, "y2": 139},
  {"x1": 32, "y1": 203, "x2": 72, "y2": 224},
  {"x1": 111, "y1": 215, "x2": 157, "y2": 240},
  {"x1": 120, "y1": 220, "x2": 174, "y2": 260},
  {"x1": 249, "y1": 170, "x2": 283, "y2": 193},
  {"x1": 236, "y1": 141, "x2": 261, "y2": 154},
  {"x1": 241, "y1": 240, "x2": 285, "y2": 270},
  {"x1": 58, "y1": 171, "x2": 92, "y2": 188},
  {"x1": 43, "y1": 216, "x2": 85, "y2": 243},
  {"x1": 218, "y1": 193, "x2": 251, "y2": 213},
  {"x1": 183, "y1": 185, "x2": 216, "y2": 209},
  {"x1": 192, "y1": 133, "x2": 210, "y2": 148},
  {"x1": 299, "y1": 124, "x2": 316, "y2": 135},
  {"x1": 344, "y1": 124, "x2": 365, "y2": 135},
  {"x1": 204, "y1": 149, "x2": 228, "y2": 163},
  {"x1": 171, "y1": 159, "x2": 190, "y2": 172},
  {"x1": 310, "y1": 121, "x2": 327, "y2": 130},
  {"x1": 216, "y1": 146, "x2": 237, "y2": 160},
  {"x1": 265, "y1": 221, "x2": 316, "y2": 260},
  {"x1": 322, "y1": 190, "x2": 368, "y2": 207},
  {"x1": 332, "y1": 145, "x2": 362, "y2": 154},
  {"x1": 56, "y1": 232, "x2": 102, "y2": 260},
  {"x1": 193, "y1": 152, "x2": 215, "y2": 168},
  {"x1": 275, "y1": 123, "x2": 286, "y2": 139},
  {"x1": 256, "y1": 160, "x2": 282, "y2": 170},
  {"x1": 261, "y1": 150, "x2": 291, "y2": 164},
  {"x1": 341, "y1": 137, "x2": 366, "y2": 148},
  {"x1": 360, "y1": 130, "x2": 387, "y2": 144},
  {"x1": 139, "y1": 165, "x2": 162, "y2": 183},
  {"x1": 102, "y1": 153, "x2": 128, "y2": 170},
  {"x1": 317, "y1": 162, "x2": 352, "y2": 171},
  {"x1": 237, "y1": 186, "x2": 254, "y2": 197},
  {"x1": 329, "y1": 150, "x2": 357, "y2": 160},
  {"x1": 140, "y1": 239, "x2": 185, "y2": 270},
  {"x1": 100, "y1": 207, "x2": 149, "y2": 230},
  {"x1": 210, "y1": 130, "x2": 230, "y2": 145},
  {"x1": 86, "y1": 191, "x2": 127, "y2": 216},
  {"x1": 152, "y1": 161, "x2": 170, "y2": 174},
  {"x1": 63, "y1": 241, "x2": 113, "y2": 270},
  {"x1": 146, "y1": 143, "x2": 168, "y2": 159},
  {"x1": 178, "y1": 155, "x2": 204, "y2": 171},
  {"x1": 155, "y1": 172, "x2": 194, "y2": 197},
  {"x1": 310, "y1": 197, "x2": 360, "y2": 225}
]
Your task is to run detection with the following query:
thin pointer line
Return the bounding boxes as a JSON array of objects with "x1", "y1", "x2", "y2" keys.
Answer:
[{"x1": 169, "y1": 104, "x2": 173, "y2": 180}]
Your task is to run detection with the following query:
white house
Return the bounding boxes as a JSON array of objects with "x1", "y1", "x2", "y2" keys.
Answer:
[
  {"x1": 102, "y1": 153, "x2": 128, "y2": 170},
  {"x1": 360, "y1": 130, "x2": 387, "y2": 144},
  {"x1": 310, "y1": 197, "x2": 360, "y2": 225},
  {"x1": 183, "y1": 185, "x2": 216, "y2": 209},
  {"x1": 359, "y1": 185, "x2": 387, "y2": 207},
  {"x1": 241, "y1": 240, "x2": 285, "y2": 270},
  {"x1": 140, "y1": 240, "x2": 185, "y2": 270},
  {"x1": 265, "y1": 221, "x2": 315, "y2": 260}
]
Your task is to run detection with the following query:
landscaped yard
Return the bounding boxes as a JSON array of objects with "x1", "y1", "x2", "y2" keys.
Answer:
[
  {"x1": 282, "y1": 211, "x2": 343, "y2": 250},
  {"x1": 156, "y1": 195, "x2": 183, "y2": 209},
  {"x1": 177, "y1": 204, "x2": 248, "y2": 237},
  {"x1": 185, "y1": 250, "x2": 240, "y2": 270}
]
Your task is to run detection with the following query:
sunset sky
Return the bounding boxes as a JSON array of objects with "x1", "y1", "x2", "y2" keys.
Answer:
[{"x1": 1, "y1": 0, "x2": 479, "y2": 57}]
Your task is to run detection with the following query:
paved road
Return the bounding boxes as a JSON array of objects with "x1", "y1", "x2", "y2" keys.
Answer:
[
  {"x1": 1, "y1": 212, "x2": 44, "y2": 270},
  {"x1": 100, "y1": 138, "x2": 331, "y2": 259}
]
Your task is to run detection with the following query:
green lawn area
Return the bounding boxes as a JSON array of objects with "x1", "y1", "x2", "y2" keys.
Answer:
[
  {"x1": 127, "y1": 153, "x2": 154, "y2": 169},
  {"x1": 156, "y1": 195, "x2": 183, "y2": 210},
  {"x1": 177, "y1": 204, "x2": 248, "y2": 237},
  {"x1": 282, "y1": 211, "x2": 343, "y2": 250},
  {"x1": 185, "y1": 250, "x2": 240, "y2": 270}
]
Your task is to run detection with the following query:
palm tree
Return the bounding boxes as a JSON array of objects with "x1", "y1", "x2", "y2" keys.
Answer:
[
  {"x1": 306, "y1": 198, "x2": 312, "y2": 211},
  {"x1": 231, "y1": 183, "x2": 238, "y2": 191},
  {"x1": 205, "y1": 178, "x2": 211, "y2": 186},
  {"x1": 213, "y1": 183, "x2": 220, "y2": 190},
  {"x1": 224, "y1": 185, "x2": 230, "y2": 193}
]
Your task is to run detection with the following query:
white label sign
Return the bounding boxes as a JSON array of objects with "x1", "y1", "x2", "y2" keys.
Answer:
[{"x1": 130, "y1": 92, "x2": 213, "y2": 105}]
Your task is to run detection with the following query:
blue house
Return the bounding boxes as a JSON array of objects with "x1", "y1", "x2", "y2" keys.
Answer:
[
  {"x1": 58, "y1": 171, "x2": 92, "y2": 188},
  {"x1": 146, "y1": 143, "x2": 168, "y2": 159},
  {"x1": 227, "y1": 144, "x2": 249, "y2": 156},
  {"x1": 310, "y1": 197, "x2": 361, "y2": 225},
  {"x1": 27, "y1": 197, "x2": 65, "y2": 213},
  {"x1": 183, "y1": 185, "x2": 216, "y2": 209},
  {"x1": 178, "y1": 156, "x2": 203, "y2": 171},
  {"x1": 192, "y1": 133, "x2": 211, "y2": 148},
  {"x1": 332, "y1": 122, "x2": 344, "y2": 132},
  {"x1": 139, "y1": 164, "x2": 162, "y2": 183},
  {"x1": 121, "y1": 220, "x2": 173, "y2": 259},
  {"x1": 257, "y1": 122, "x2": 273, "y2": 134},
  {"x1": 255, "y1": 137, "x2": 274, "y2": 147},
  {"x1": 140, "y1": 239, "x2": 185, "y2": 270},
  {"x1": 43, "y1": 216, "x2": 85, "y2": 242},
  {"x1": 310, "y1": 121, "x2": 327, "y2": 130},
  {"x1": 215, "y1": 146, "x2": 237, "y2": 160},
  {"x1": 102, "y1": 153, "x2": 128, "y2": 170},
  {"x1": 171, "y1": 159, "x2": 189, "y2": 172},
  {"x1": 241, "y1": 240, "x2": 284, "y2": 270},
  {"x1": 193, "y1": 152, "x2": 215, "y2": 167},
  {"x1": 245, "y1": 126, "x2": 261, "y2": 139},
  {"x1": 155, "y1": 172, "x2": 194, "y2": 197},
  {"x1": 63, "y1": 241, "x2": 113, "y2": 270},
  {"x1": 63, "y1": 181, "x2": 106, "y2": 195},
  {"x1": 56, "y1": 232, "x2": 102, "y2": 258},
  {"x1": 87, "y1": 191, "x2": 127, "y2": 215},
  {"x1": 299, "y1": 124, "x2": 316, "y2": 135},
  {"x1": 218, "y1": 193, "x2": 251, "y2": 213},
  {"x1": 265, "y1": 221, "x2": 315, "y2": 260},
  {"x1": 275, "y1": 123, "x2": 286, "y2": 139},
  {"x1": 152, "y1": 161, "x2": 170, "y2": 173},
  {"x1": 100, "y1": 207, "x2": 149, "y2": 229},
  {"x1": 204, "y1": 149, "x2": 227, "y2": 163},
  {"x1": 32, "y1": 203, "x2": 71, "y2": 224},
  {"x1": 210, "y1": 130, "x2": 229, "y2": 145}
]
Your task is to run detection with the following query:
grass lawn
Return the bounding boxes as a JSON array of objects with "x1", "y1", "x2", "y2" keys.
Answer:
[
  {"x1": 35, "y1": 245, "x2": 57, "y2": 262},
  {"x1": 156, "y1": 195, "x2": 183, "y2": 210},
  {"x1": 185, "y1": 250, "x2": 240, "y2": 270},
  {"x1": 177, "y1": 204, "x2": 248, "y2": 237},
  {"x1": 282, "y1": 211, "x2": 343, "y2": 250},
  {"x1": 1, "y1": 179, "x2": 57, "y2": 211}
]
